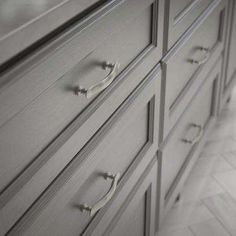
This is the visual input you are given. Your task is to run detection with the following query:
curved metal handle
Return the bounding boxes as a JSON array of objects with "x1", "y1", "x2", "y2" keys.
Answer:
[
  {"x1": 182, "y1": 124, "x2": 204, "y2": 145},
  {"x1": 190, "y1": 47, "x2": 210, "y2": 65},
  {"x1": 80, "y1": 172, "x2": 120, "y2": 216},
  {"x1": 75, "y1": 62, "x2": 120, "y2": 99}
]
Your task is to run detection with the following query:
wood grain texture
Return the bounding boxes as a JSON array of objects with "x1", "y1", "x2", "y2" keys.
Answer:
[{"x1": 0, "y1": 1, "x2": 164, "y2": 231}]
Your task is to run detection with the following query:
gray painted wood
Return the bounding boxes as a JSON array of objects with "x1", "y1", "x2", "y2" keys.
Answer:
[
  {"x1": 160, "y1": 57, "x2": 221, "y2": 218},
  {"x1": 158, "y1": 117, "x2": 217, "y2": 226},
  {"x1": 4, "y1": 67, "x2": 161, "y2": 236},
  {"x1": 161, "y1": 0, "x2": 227, "y2": 141},
  {"x1": 0, "y1": 3, "x2": 151, "y2": 194},
  {"x1": 0, "y1": 0, "x2": 107, "y2": 65},
  {"x1": 84, "y1": 156, "x2": 158, "y2": 236},
  {"x1": 0, "y1": 63, "x2": 161, "y2": 235},
  {"x1": 164, "y1": 0, "x2": 214, "y2": 51},
  {"x1": 0, "y1": 0, "x2": 164, "y2": 217},
  {"x1": 0, "y1": 0, "x2": 159, "y2": 127},
  {"x1": 0, "y1": 0, "x2": 235, "y2": 234}
]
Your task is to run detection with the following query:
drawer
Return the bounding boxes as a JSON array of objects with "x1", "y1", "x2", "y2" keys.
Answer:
[
  {"x1": 0, "y1": 0, "x2": 164, "y2": 211},
  {"x1": 6, "y1": 72, "x2": 160, "y2": 236},
  {"x1": 1, "y1": 67, "x2": 161, "y2": 235},
  {"x1": 161, "y1": 0, "x2": 227, "y2": 140},
  {"x1": 161, "y1": 58, "x2": 221, "y2": 205},
  {"x1": 165, "y1": 0, "x2": 214, "y2": 50},
  {"x1": 0, "y1": 0, "x2": 163, "y2": 127},
  {"x1": 83, "y1": 157, "x2": 158, "y2": 236}
]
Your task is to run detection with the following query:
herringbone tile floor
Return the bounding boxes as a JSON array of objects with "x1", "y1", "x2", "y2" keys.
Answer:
[{"x1": 158, "y1": 88, "x2": 236, "y2": 236}]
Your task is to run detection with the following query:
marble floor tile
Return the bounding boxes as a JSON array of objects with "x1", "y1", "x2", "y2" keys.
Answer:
[
  {"x1": 223, "y1": 151, "x2": 236, "y2": 168},
  {"x1": 208, "y1": 122, "x2": 236, "y2": 141},
  {"x1": 203, "y1": 193, "x2": 236, "y2": 235},
  {"x1": 213, "y1": 170, "x2": 236, "y2": 199},
  {"x1": 158, "y1": 227, "x2": 195, "y2": 236},
  {"x1": 189, "y1": 155, "x2": 233, "y2": 178},
  {"x1": 201, "y1": 138, "x2": 236, "y2": 156},
  {"x1": 189, "y1": 218, "x2": 231, "y2": 236},
  {"x1": 176, "y1": 175, "x2": 224, "y2": 205},
  {"x1": 217, "y1": 114, "x2": 236, "y2": 124},
  {"x1": 160, "y1": 202, "x2": 214, "y2": 231},
  {"x1": 216, "y1": 108, "x2": 236, "y2": 121},
  {"x1": 218, "y1": 107, "x2": 236, "y2": 120}
]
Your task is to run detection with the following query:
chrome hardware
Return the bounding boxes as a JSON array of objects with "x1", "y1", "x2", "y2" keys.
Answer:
[
  {"x1": 80, "y1": 172, "x2": 120, "y2": 216},
  {"x1": 182, "y1": 124, "x2": 204, "y2": 145},
  {"x1": 75, "y1": 61, "x2": 120, "y2": 99},
  {"x1": 190, "y1": 47, "x2": 210, "y2": 65}
]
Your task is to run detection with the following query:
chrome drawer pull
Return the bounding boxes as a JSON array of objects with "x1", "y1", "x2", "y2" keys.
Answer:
[
  {"x1": 75, "y1": 62, "x2": 120, "y2": 99},
  {"x1": 182, "y1": 124, "x2": 204, "y2": 145},
  {"x1": 80, "y1": 172, "x2": 120, "y2": 216},
  {"x1": 190, "y1": 47, "x2": 210, "y2": 65}
]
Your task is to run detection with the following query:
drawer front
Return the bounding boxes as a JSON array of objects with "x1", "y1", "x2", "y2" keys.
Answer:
[
  {"x1": 166, "y1": 0, "x2": 214, "y2": 50},
  {"x1": 0, "y1": 0, "x2": 164, "y2": 216},
  {"x1": 84, "y1": 157, "x2": 158, "y2": 236},
  {"x1": 162, "y1": 0, "x2": 227, "y2": 139},
  {"x1": 0, "y1": 0, "x2": 163, "y2": 128},
  {"x1": 4, "y1": 70, "x2": 161, "y2": 236},
  {"x1": 162, "y1": 58, "x2": 221, "y2": 204},
  {"x1": 0, "y1": 2, "x2": 151, "y2": 189}
]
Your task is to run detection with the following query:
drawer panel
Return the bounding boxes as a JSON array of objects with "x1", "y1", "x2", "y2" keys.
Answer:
[
  {"x1": 162, "y1": 0, "x2": 227, "y2": 139},
  {"x1": 0, "y1": 0, "x2": 164, "y2": 205},
  {"x1": 162, "y1": 58, "x2": 221, "y2": 203},
  {"x1": 166, "y1": 0, "x2": 214, "y2": 50},
  {"x1": 0, "y1": 0, "x2": 163, "y2": 128},
  {"x1": 6, "y1": 72, "x2": 160, "y2": 236},
  {"x1": 86, "y1": 157, "x2": 158, "y2": 236}
]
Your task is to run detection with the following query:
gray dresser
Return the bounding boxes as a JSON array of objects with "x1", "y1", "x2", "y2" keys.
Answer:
[{"x1": 0, "y1": 0, "x2": 235, "y2": 235}]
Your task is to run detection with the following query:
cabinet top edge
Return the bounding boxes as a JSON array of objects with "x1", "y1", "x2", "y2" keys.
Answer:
[{"x1": 0, "y1": 0, "x2": 104, "y2": 66}]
